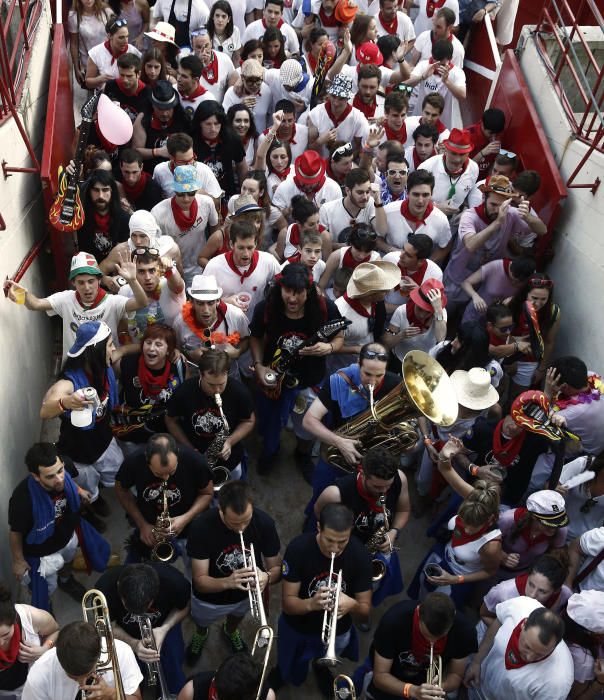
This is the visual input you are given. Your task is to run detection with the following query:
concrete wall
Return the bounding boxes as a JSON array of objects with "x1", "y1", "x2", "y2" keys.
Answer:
[
  {"x1": 0, "y1": 0, "x2": 54, "y2": 581},
  {"x1": 518, "y1": 31, "x2": 604, "y2": 371}
]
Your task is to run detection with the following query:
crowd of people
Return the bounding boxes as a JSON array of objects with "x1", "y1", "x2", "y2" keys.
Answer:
[{"x1": 2, "y1": 0, "x2": 604, "y2": 698}]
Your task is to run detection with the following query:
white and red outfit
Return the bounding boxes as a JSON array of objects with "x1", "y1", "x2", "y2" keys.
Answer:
[
  {"x1": 273, "y1": 175, "x2": 342, "y2": 211},
  {"x1": 410, "y1": 59, "x2": 466, "y2": 127},
  {"x1": 199, "y1": 50, "x2": 236, "y2": 102},
  {"x1": 308, "y1": 102, "x2": 370, "y2": 157},
  {"x1": 383, "y1": 198, "x2": 452, "y2": 250},
  {"x1": 319, "y1": 197, "x2": 377, "y2": 243},
  {"x1": 334, "y1": 246, "x2": 381, "y2": 271},
  {"x1": 375, "y1": 9, "x2": 416, "y2": 44},
  {"x1": 418, "y1": 154, "x2": 480, "y2": 210},
  {"x1": 405, "y1": 144, "x2": 437, "y2": 174},
  {"x1": 328, "y1": 294, "x2": 378, "y2": 373},
  {"x1": 351, "y1": 92, "x2": 385, "y2": 122},
  {"x1": 223, "y1": 81, "x2": 273, "y2": 133},
  {"x1": 414, "y1": 0, "x2": 459, "y2": 36},
  {"x1": 340, "y1": 63, "x2": 393, "y2": 94},
  {"x1": 382, "y1": 252, "x2": 442, "y2": 308},
  {"x1": 403, "y1": 115, "x2": 450, "y2": 148},
  {"x1": 258, "y1": 123, "x2": 309, "y2": 163},
  {"x1": 282, "y1": 221, "x2": 328, "y2": 260},
  {"x1": 390, "y1": 302, "x2": 447, "y2": 361},
  {"x1": 177, "y1": 83, "x2": 218, "y2": 120},
  {"x1": 152, "y1": 160, "x2": 222, "y2": 199},
  {"x1": 413, "y1": 29, "x2": 465, "y2": 68},
  {"x1": 280, "y1": 257, "x2": 326, "y2": 284},
  {"x1": 242, "y1": 18, "x2": 300, "y2": 55},
  {"x1": 87, "y1": 41, "x2": 141, "y2": 80}
]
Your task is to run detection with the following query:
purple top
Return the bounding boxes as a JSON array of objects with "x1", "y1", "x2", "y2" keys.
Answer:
[{"x1": 462, "y1": 258, "x2": 517, "y2": 324}]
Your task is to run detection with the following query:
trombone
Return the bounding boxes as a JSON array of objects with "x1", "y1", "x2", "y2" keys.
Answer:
[
  {"x1": 317, "y1": 552, "x2": 342, "y2": 668},
  {"x1": 251, "y1": 625, "x2": 274, "y2": 700},
  {"x1": 136, "y1": 615, "x2": 173, "y2": 699},
  {"x1": 334, "y1": 674, "x2": 356, "y2": 699},
  {"x1": 427, "y1": 643, "x2": 442, "y2": 688},
  {"x1": 239, "y1": 531, "x2": 271, "y2": 646},
  {"x1": 81, "y1": 589, "x2": 126, "y2": 700}
]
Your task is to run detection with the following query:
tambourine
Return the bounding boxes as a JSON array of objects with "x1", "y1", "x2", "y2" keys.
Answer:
[{"x1": 511, "y1": 390, "x2": 578, "y2": 441}]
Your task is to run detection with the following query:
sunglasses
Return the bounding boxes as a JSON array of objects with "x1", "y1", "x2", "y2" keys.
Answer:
[
  {"x1": 529, "y1": 277, "x2": 554, "y2": 289},
  {"x1": 190, "y1": 29, "x2": 208, "y2": 38},
  {"x1": 496, "y1": 324, "x2": 515, "y2": 334},
  {"x1": 333, "y1": 142, "x2": 353, "y2": 159},
  {"x1": 387, "y1": 169, "x2": 409, "y2": 177},
  {"x1": 353, "y1": 229, "x2": 377, "y2": 241},
  {"x1": 361, "y1": 349, "x2": 388, "y2": 362},
  {"x1": 108, "y1": 17, "x2": 128, "y2": 31},
  {"x1": 174, "y1": 191, "x2": 197, "y2": 198},
  {"x1": 133, "y1": 246, "x2": 159, "y2": 257},
  {"x1": 174, "y1": 153, "x2": 197, "y2": 165},
  {"x1": 499, "y1": 148, "x2": 517, "y2": 159},
  {"x1": 243, "y1": 76, "x2": 262, "y2": 83}
]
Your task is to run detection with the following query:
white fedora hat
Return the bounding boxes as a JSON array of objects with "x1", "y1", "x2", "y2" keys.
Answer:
[
  {"x1": 187, "y1": 275, "x2": 223, "y2": 302},
  {"x1": 450, "y1": 367, "x2": 499, "y2": 410}
]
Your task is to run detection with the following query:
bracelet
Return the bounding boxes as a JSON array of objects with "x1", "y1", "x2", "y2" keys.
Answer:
[
  {"x1": 329, "y1": 342, "x2": 334, "y2": 352},
  {"x1": 58, "y1": 398, "x2": 66, "y2": 413},
  {"x1": 458, "y1": 575, "x2": 465, "y2": 583},
  {"x1": 164, "y1": 266, "x2": 173, "y2": 278},
  {"x1": 152, "y1": 148, "x2": 156, "y2": 158},
  {"x1": 44, "y1": 639, "x2": 55, "y2": 649},
  {"x1": 361, "y1": 142, "x2": 376, "y2": 152},
  {"x1": 391, "y1": 527, "x2": 400, "y2": 539},
  {"x1": 266, "y1": 570, "x2": 271, "y2": 585},
  {"x1": 374, "y1": 202, "x2": 384, "y2": 208},
  {"x1": 403, "y1": 683, "x2": 412, "y2": 698},
  {"x1": 469, "y1": 464, "x2": 479, "y2": 477},
  {"x1": 434, "y1": 312, "x2": 444, "y2": 321}
]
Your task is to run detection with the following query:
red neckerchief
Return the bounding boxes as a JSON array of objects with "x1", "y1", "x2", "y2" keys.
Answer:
[
  {"x1": 413, "y1": 147, "x2": 436, "y2": 170},
  {"x1": 398, "y1": 259, "x2": 428, "y2": 293},
  {"x1": 342, "y1": 247, "x2": 371, "y2": 270},
  {"x1": 137, "y1": 354, "x2": 171, "y2": 397},
  {"x1": 325, "y1": 100, "x2": 353, "y2": 127},
  {"x1": 287, "y1": 251, "x2": 302, "y2": 263},
  {"x1": 326, "y1": 159, "x2": 346, "y2": 185},
  {"x1": 444, "y1": 156, "x2": 469, "y2": 178},
  {"x1": 151, "y1": 114, "x2": 174, "y2": 131},
  {"x1": 181, "y1": 299, "x2": 228, "y2": 340},
  {"x1": 412, "y1": 606, "x2": 447, "y2": 663},
  {"x1": 488, "y1": 329, "x2": 506, "y2": 347},
  {"x1": 94, "y1": 211, "x2": 110, "y2": 233},
  {"x1": 384, "y1": 121, "x2": 407, "y2": 142},
  {"x1": 289, "y1": 223, "x2": 301, "y2": 246},
  {"x1": 116, "y1": 78, "x2": 146, "y2": 96},
  {"x1": 179, "y1": 83, "x2": 207, "y2": 101},
  {"x1": 76, "y1": 287, "x2": 107, "y2": 309},
  {"x1": 429, "y1": 57, "x2": 454, "y2": 70},
  {"x1": 170, "y1": 196, "x2": 199, "y2": 231},
  {"x1": 378, "y1": 10, "x2": 398, "y2": 34},
  {"x1": 474, "y1": 203, "x2": 491, "y2": 225},
  {"x1": 401, "y1": 199, "x2": 434, "y2": 227},
  {"x1": 515, "y1": 573, "x2": 560, "y2": 609},
  {"x1": 420, "y1": 116, "x2": 447, "y2": 134},
  {"x1": 406, "y1": 299, "x2": 432, "y2": 331},
  {"x1": 104, "y1": 39, "x2": 128, "y2": 64},
  {"x1": 430, "y1": 30, "x2": 453, "y2": 46},
  {"x1": 262, "y1": 17, "x2": 284, "y2": 28},
  {"x1": 0, "y1": 622, "x2": 21, "y2": 670},
  {"x1": 94, "y1": 122, "x2": 118, "y2": 154},
  {"x1": 204, "y1": 135, "x2": 222, "y2": 147},
  {"x1": 426, "y1": 0, "x2": 446, "y2": 17},
  {"x1": 201, "y1": 52, "x2": 219, "y2": 85},
  {"x1": 122, "y1": 170, "x2": 150, "y2": 200},
  {"x1": 492, "y1": 419, "x2": 526, "y2": 466},
  {"x1": 343, "y1": 292, "x2": 375, "y2": 318},
  {"x1": 266, "y1": 56, "x2": 283, "y2": 69},
  {"x1": 504, "y1": 618, "x2": 555, "y2": 670},
  {"x1": 319, "y1": 5, "x2": 338, "y2": 26},
  {"x1": 208, "y1": 677, "x2": 219, "y2": 700},
  {"x1": 513, "y1": 507, "x2": 551, "y2": 546},
  {"x1": 272, "y1": 166, "x2": 291, "y2": 182},
  {"x1": 352, "y1": 92, "x2": 377, "y2": 119},
  {"x1": 356, "y1": 471, "x2": 384, "y2": 512},
  {"x1": 306, "y1": 51, "x2": 318, "y2": 74},
  {"x1": 225, "y1": 250, "x2": 259, "y2": 283},
  {"x1": 451, "y1": 515, "x2": 492, "y2": 547}
]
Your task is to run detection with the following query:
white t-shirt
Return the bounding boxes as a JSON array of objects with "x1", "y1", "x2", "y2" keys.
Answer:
[
  {"x1": 410, "y1": 60, "x2": 466, "y2": 127},
  {"x1": 308, "y1": 103, "x2": 370, "y2": 157},
  {"x1": 413, "y1": 30, "x2": 465, "y2": 68},
  {"x1": 47, "y1": 290, "x2": 129, "y2": 360},
  {"x1": 383, "y1": 199, "x2": 452, "y2": 249},
  {"x1": 119, "y1": 277, "x2": 186, "y2": 341},
  {"x1": 264, "y1": 68, "x2": 315, "y2": 111},
  {"x1": 173, "y1": 301, "x2": 250, "y2": 351},
  {"x1": 178, "y1": 89, "x2": 218, "y2": 121},
  {"x1": 87, "y1": 42, "x2": 140, "y2": 79},
  {"x1": 418, "y1": 154, "x2": 481, "y2": 210},
  {"x1": 212, "y1": 26, "x2": 242, "y2": 59},
  {"x1": 477, "y1": 597, "x2": 574, "y2": 700},
  {"x1": 152, "y1": 0, "x2": 209, "y2": 33},
  {"x1": 152, "y1": 161, "x2": 222, "y2": 199},
  {"x1": 375, "y1": 11, "x2": 416, "y2": 43},
  {"x1": 403, "y1": 115, "x2": 450, "y2": 149},
  {"x1": 382, "y1": 253, "x2": 442, "y2": 307},
  {"x1": 273, "y1": 176, "x2": 342, "y2": 212},
  {"x1": 21, "y1": 640, "x2": 143, "y2": 700},
  {"x1": 319, "y1": 197, "x2": 376, "y2": 243},
  {"x1": 242, "y1": 19, "x2": 300, "y2": 55},
  {"x1": 577, "y1": 526, "x2": 604, "y2": 592},
  {"x1": 151, "y1": 194, "x2": 219, "y2": 283},
  {"x1": 257, "y1": 123, "x2": 309, "y2": 162},
  {"x1": 223, "y1": 82, "x2": 273, "y2": 134},
  {"x1": 414, "y1": 0, "x2": 459, "y2": 36},
  {"x1": 199, "y1": 50, "x2": 236, "y2": 102},
  {"x1": 281, "y1": 258, "x2": 326, "y2": 284},
  {"x1": 389, "y1": 304, "x2": 447, "y2": 361}
]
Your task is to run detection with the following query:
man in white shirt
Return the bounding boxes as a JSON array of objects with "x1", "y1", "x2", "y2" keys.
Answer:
[
  {"x1": 242, "y1": 0, "x2": 300, "y2": 55},
  {"x1": 193, "y1": 30, "x2": 236, "y2": 102},
  {"x1": 264, "y1": 60, "x2": 314, "y2": 116},
  {"x1": 273, "y1": 150, "x2": 342, "y2": 214},
  {"x1": 223, "y1": 59, "x2": 273, "y2": 133},
  {"x1": 257, "y1": 99, "x2": 309, "y2": 161},
  {"x1": 22, "y1": 620, "x2": 143, "y2": 700},
  {"x1": 405, "y1": 123, "x2": 439, "y2": 174},
  {"x1": 465, "y1": 597, "x2": 574, "y2": 700},
  {"x1": 176, "y1": 54, "x2": 218, "y2": 120},
  {"x1": 151, "y1": 0, "x2": 209, "y2": 46},
  {"x1": 409, "y1": 7, "x2": 465, "y2": 68},
  {"x1": 567, "y1": 525, "x2": 604, "y2": 592},
  {"x1": 375, "y1": 0, "x2": 416, "y2": 46},
  {"x1": 403, "y1": 92, "x2": 451, "y2": 148}
]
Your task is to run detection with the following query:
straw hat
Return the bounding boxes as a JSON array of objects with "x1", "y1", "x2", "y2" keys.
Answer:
[
  {"x1": 346, "y1": 261, "x2": 401, "y2": 299},
  {"x1": 478, "y1": 174, "x2": 518, "y2": 199},
  {"x1": 450, "y1": 367, "x2": 499, "y2": 410}
]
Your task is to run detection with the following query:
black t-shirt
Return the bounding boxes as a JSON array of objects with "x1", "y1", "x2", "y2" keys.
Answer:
[
  {"x1": 368, "y1": 600, "x2": 477, "y2": 700},
  {"x1": 191, "y1": 671, "x2": 270, "y2": 700},
  {"x1": 250, "y1": 298, "x2": 342, "y2": 389},
  {"x1": 194, "y1": 135, "x2": 246, "y2": 198},
  {"x1": 115, "y1": 444, "x2": 212, "y2": 535},
  {"x1": 94, "y1": 562, "x2": 189, "y2": 638},
  {"x1": 187, "y1": 507, "x2": 280, "y2": 606},
  {"x1": 142, "y1": 109, "x2": 191, "y2": 173},
  {"x1": 104, "y1": 80, "x2": 152, "y2": 123},
  {"x1": 317, "y1": 370, "x2": 401, "y2": 429},
  {"x1": 166, "y1": 378, "x2": 254, "y2": 470},
  {"x1": 281, "y1": 532, "x2": 372, "y2": 636},
  {"x1": 336, "y1": 472, "x2": 402, "y2": 545},
  {"x1": 76, "y1": 208, "x2": 130, "y2": 262},
  {"x1": 8, "y1": 457, "x2": 80, "y2": 558}
]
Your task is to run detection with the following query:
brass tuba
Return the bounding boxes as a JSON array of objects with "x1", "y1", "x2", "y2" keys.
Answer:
[
  {"x1": 81, "y1": 589, "x2": 126, "y2": 700},
  {"x1": 152, "y1": 482, "x2": 175, "y2": 562},
  {"x1": 323, "y1": 350, "x2": 458, "y2": 473}
]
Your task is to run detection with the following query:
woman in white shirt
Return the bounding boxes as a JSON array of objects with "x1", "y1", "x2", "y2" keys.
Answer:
[
  {"x1": 68, "y1": 0, "x2": 113, "y2": 87},
  {"x1": 207, "y1": 0, "x2": 241, "y2": 63},
  {"x1": 85, "y1": 16, "x2": 141, "y2": 89}
]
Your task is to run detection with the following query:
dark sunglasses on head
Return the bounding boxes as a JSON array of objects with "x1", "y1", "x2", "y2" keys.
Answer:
[
  {"x1": 580, "y1": 497, "x2": 598, "y2": 514},
  {"x1": 353, "y1": 228, "x2": 377, "y2": 242},
  {"x1": 361, "y1": 349, "x2": 388, "y2": 362},
  {"x1": 109, "y1": 17, "x2": 128, "y2": 32},
  {"x1": 529, "y1": 277, "x2": 554, "y2": 289}
]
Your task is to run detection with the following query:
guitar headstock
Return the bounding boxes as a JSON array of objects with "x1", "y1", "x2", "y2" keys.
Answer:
[
  {"x1": 81, "y1": 90, "x2": 101, "y2": 122},
  {"x1": 318, "y1": 318, "x2": 352, "y2": 340}
]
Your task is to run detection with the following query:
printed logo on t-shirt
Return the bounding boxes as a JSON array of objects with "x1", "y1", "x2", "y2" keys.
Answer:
[
  {"x1": 216, "y1": 543, "x2": 246, "y2": 575},
  {"x1": 354, "y1": 507, "x2": 389, "y2": 535},
  {"x1": 94, "y1": 231, "x2": 113, "y2": 253},
  {"x1": 307, "y1": 569, "x2": 347, "y2": 598},
  {"x1": 277, "y1": 332, "x2": 307, "y2": 354},
  {"x1": 192, "y1": 408, "x2": 224, "y2": 438},
  {"x1": 142, "y1": 480, "x2": 181, "y2": 509},
  {"x1": 282, "y1": 560, "x2": 289, "y2": 577},
  {"x1": 53, "y1": 494, "x2": 68, "y2": 521},
  {"x1": 397, "y1": 650, "x2": 426, "y2": 672},
  {"x1": 122, "y1": 608, "x2": 162, "y2": 626}
]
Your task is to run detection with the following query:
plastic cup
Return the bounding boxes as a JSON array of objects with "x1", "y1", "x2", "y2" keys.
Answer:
[
  {"x1": 424, "y1": 563, "x2": 443, "y2": 578},
  {"x1": 13, "y1": 287, "x2": 25, "y2": 305},
  {"x1": 237, "y1": 292, "x2": 252, "y2": 312}
]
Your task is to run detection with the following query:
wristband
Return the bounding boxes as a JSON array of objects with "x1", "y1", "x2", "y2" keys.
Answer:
[
  {"x1": 469, "y1": 464, "x2": 479, "y2": 477},
  {"x1": 403, "y1": 683, "x2": 412, "y2": 698},
  {"x1": 44, "y1": 639, "x2": 54, "y2": 649},
  {"x1": 434, "y1": 312, "x2": 445, "y2": 321},
  {"x1": 329, "y1": 342, "x2": 334, "y2": 352},
  {"x1": 152, "y1": 148, "x2": 156, "y2": 158},
  {"x1": 458, "y1": 575, "x2": 465, "y2": 583},
  {"x1": 165, "y1": 266, "x2": 174, "y2": 278},
  {"x1": 391, "y1": 527, "x2": 400, "y2": 540},
  {"x1": 58, "y1": 398, "x2": 66, "y2": 413},
  {"x1": 374, "y1": 202, "x2": 384, "y2": 208}
]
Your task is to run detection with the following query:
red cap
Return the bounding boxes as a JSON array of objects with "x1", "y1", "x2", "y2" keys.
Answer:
[
  {"x1": 355, "y1": 41, "x2": 384, "y2": 66},
  {"x1": 410, "y1": 277, "x2": 447, "y2": 311},
  {"x1": 294, "y1": 150, "x2": 326, "y2": 185}
]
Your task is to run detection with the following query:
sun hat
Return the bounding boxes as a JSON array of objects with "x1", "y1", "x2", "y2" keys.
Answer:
[
  {"x1": 173, "y1": 165, "x2": 201, "y2": 193},
  {"x1": 241, "y1": 59, "x2": 264, "y2": 79},
  {"x1": 187, "y1": 274, "x2": 223, "y2": 301},
  {"x1": 280, "y1": 59, "x2": 304, "y2": 88},
  {"x1": 356, "y1": 42, "x2": 383, "y2": 66},
  {"x1": 526, "y1": 490, "x2": 569, "y2": 528},
  {"x1": 145, "y1": 21, "x2": 178, "y2": 47},
  {"x1": 334, "y1": 0, "x2": 358, "y2": 24},
  {"x1": 232, "y1": 194, "x2": 264, "y2": 215},
  {"x1": 69, "y1": 252, "x2": 102, "y2": 280},
  {"x1": 450, "y1": 367, "x2": 500, "y2": 410},
  {"x1": 67, "y1": 321, "x2": 112, "y2": 357},
  {"x1": 346, "y1": 261, "x2": 401, "y2": 299},
  {"x1": 151, "y1": 80, "x2": 179, "y2": 110},
  {"x1": 566, "y1": 591, "x2": 604, "y2": 634},
  {"x1": 443, "y1": 128, "x2": 473, "y2": 154},
  {"x1": 294, "y1": 151, "x2": 326, "y2": 186},
  {"x1": 409, "y1": 278, "x2": 447, "y2": 312},
  {"x1": 478, "y1": 174, "x2": 517, "y2": 198},
  {"x1": 327, "y1": 73, "x2": 354, "y2": 100}
]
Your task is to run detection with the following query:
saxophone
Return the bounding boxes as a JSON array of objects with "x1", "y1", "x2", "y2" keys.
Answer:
[
  {"x1": 205, "y1": 393, "x2": 231, "y2": 492},
  {"x1": 151, "y1": 482, "x2": 175, "y2": 562},
  {"x1": 366, "y1": 495, "x2": 398, "y2": 582}
]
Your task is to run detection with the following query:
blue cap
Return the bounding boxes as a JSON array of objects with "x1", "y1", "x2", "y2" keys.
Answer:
[
  {"x1": 67, "y1": 321, "x2": 112, "y2": 358},
  {"x1": 173, "y1": 165, "x2": 201, "y2": 193}
]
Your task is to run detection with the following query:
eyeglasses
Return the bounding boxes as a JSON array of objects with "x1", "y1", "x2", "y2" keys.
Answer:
[
  {"x1": 190, "y1": 29, "x2": 208, "y2": 38},
  {"x1": 332, "y1": 142, "x2": 353, "y2": 159},
  {"x1": 133, "y1": 246, "x2": 159, "y2": 257},
  {"x1": 387, "y1": 169, "x2": 409, "y2": 177},
  {"x1": 243, "y1": 76, "x2": 262, "y2": 84},
  {"x1": 360, "y1": 349, "x2": 388, "y2": 362},
  {"x1": 174, "y1": 191, "x2": 196, "y2": 198},
  {"x1": 496, "y1": 324, "x2": 515, "y2": 333},
  {"x1": 393, "y1": 84, "x2": 413, "y2": 95},
  {"x1": 529, "y1": 277, "x2": 554, "y2": 289},
  {"x1": 499, "y1": 148, "x2": 517, "y2": 159},
  {"x1": 108, "y1": 17, "x2": 128, "y2": 32}
]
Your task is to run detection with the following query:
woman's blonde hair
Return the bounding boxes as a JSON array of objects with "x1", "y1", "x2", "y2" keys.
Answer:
[
  {"x1": 457, "y1": 480, "x2": 500, "y2": 528},
  {"x1": 72, "y1": 0, "x2": 111, "y2": 21}
]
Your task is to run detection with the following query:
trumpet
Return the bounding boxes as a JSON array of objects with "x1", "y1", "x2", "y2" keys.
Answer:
[
  {"x1": 251, "y1": 625, "x2": 274, "y2": 700},
  {"x1": 239, "y1": 531, "x2": 271, "y2": 646},
  {"x1": 427, "y1": 643, "x2": 442, "y2": 688},
  {"x1": 334, "y1": 674, "x2": 356, "y2": 699},
  {"x1": 317, "y1": 552, "x2": 342, "y2": 668},
  {"x1": 152, "y1": 481, "x2": 175, "y2": 562},
  {"x1": 136, "y1": 615, "x2": 173, "y2": 699},
  {"x1": 366, "y1": 495, "x2": 400, "y2": 583},
  {"x1": 81, "y1": 589, "x2": 126, "y2": 700}
]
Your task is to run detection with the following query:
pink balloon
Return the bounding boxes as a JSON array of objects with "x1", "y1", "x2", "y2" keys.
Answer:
[{"x1": 97, "y1": 93, "x2": 133, "y2": 146}]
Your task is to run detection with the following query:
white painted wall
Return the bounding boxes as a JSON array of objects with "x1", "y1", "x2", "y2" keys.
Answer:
[
  {"x1": 0, "y1": 0, "x2": 54, "y2": 581},
  {"x1": 518, "y1": 31, "x2": 604, "y2": 372}
]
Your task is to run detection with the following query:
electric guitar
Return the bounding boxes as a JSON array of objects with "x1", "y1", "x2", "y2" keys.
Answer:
[
  {"x1": 310, "y1": 41, "x2": 336, "y2": 110},
  {"x1": 48, "y1": 91, "x2": 100, "y2": 232}
]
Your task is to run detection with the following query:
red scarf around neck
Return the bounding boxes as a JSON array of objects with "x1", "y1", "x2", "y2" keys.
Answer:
[
  {"x1": 406, "y1": 299, "x2": 432, "y2": 331},
  {"x1": 515, "y1": 573, "x2": 560, "y2": 609},
  {"x1": 426, "y1": 0, "x2": 446, "y2": 17},
  {"x1": 399, "y1": 259, "x2": 428, "y2": 293},
  {"x1": 474, "y1": 203, "x2": 491, "y2": 225},
  {"x1": 342, "y1": 247, "x2": 371, "y2": 270},
  {"x1": 378, "y1": 10, "x2": 398, "y2": 34},
  {"x1": 179, "y1": 83, "x2": 207, "y2": 102},
  {"x1": 343, "y1": 292, "x2": 375, "y2": 318},
  {"x1": 384, "y1": 121, "x2": 407, "y2": 143},
  {"x1": 401, "y1": 199, "x2": 434, "y2": 227},
  {"x1": 262, "y1": 17, "x2": 284, "y2": 29},
  {"x1": 430, "y1": 30, "x2": 454, "y2": 47},
  {"x1": 504, "y1": 618, "x2": 555, "y2": 670},
  {"x1": 76, "y1": 287, "x2": 107, "y2": 310},
  {"x1": 225, "y1": 250, "x2": 259, "y2": 284},
  {"x1": 325, "y1": 100, "x2": 353, "y2": 128},
  {"x1": 319, "y1": 5, "x2": 338, "y2": 26},
  {"x1": 444, "y1": 155, "x2": 469, "y2": 178},
  {"x1": 492, "y1": 419, "x2": 526, "y2": 466},
  {"x1": 451, "y1": 515, "x2": 492, "y2": 547},
  {"x1": 137, "y1": 354, "x2": 171, "y2": 397},
  {"x1": 122, "y1": 170, "x2": 150, "y2": 201},
  {"x1": 150, "y1": 114, "x2": 174, "y2": 132},
  {"x1": 0, "y1": 622, "x2": 21, "y2": 670},
  {"x1": 201, "y1": 52, "x2": 219, "y2": 85},
  {"x1": 104, "y1": 39, "x2": 128, "y2": 64},
  {"x1": 94, "y1": 211, "x2": 110, "y2": 233},
  {"x1": 513, "y1": 507, "x2": 551, "y2": 547},
  {"x1": 356, "y1": 471, "x2": 384, "y2": 512},
  {"x1": 289, "y1": 223, "x2": 301, "y2": 246},
  {"x1": 272, "y1": 166, "x2": 291, "y2": 182},
  {"x1": 412, "y1": 606, "x2": 447, "y2": 664},
  {"x1": 116, "y1": 78, "x2": 146, "y2": 96},
  {"x1": 171, "y1": 196, "x2": 199, "y2": 231},
  {"x1": 413, "y1": 147, "x2": 436, "y2": 170},
  {"x1": 352, "y1": 92, "x2": 377, "y2": 119}
]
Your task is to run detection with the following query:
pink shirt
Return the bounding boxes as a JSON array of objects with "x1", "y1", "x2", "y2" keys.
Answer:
[{"x1": 461, "y1": 258, "x2": 517, "y2": 323}]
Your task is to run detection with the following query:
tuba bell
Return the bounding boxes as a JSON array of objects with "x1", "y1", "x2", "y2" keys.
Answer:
[{"x1": 323, "y1": 350, "x2": 458, "y2": 473}]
